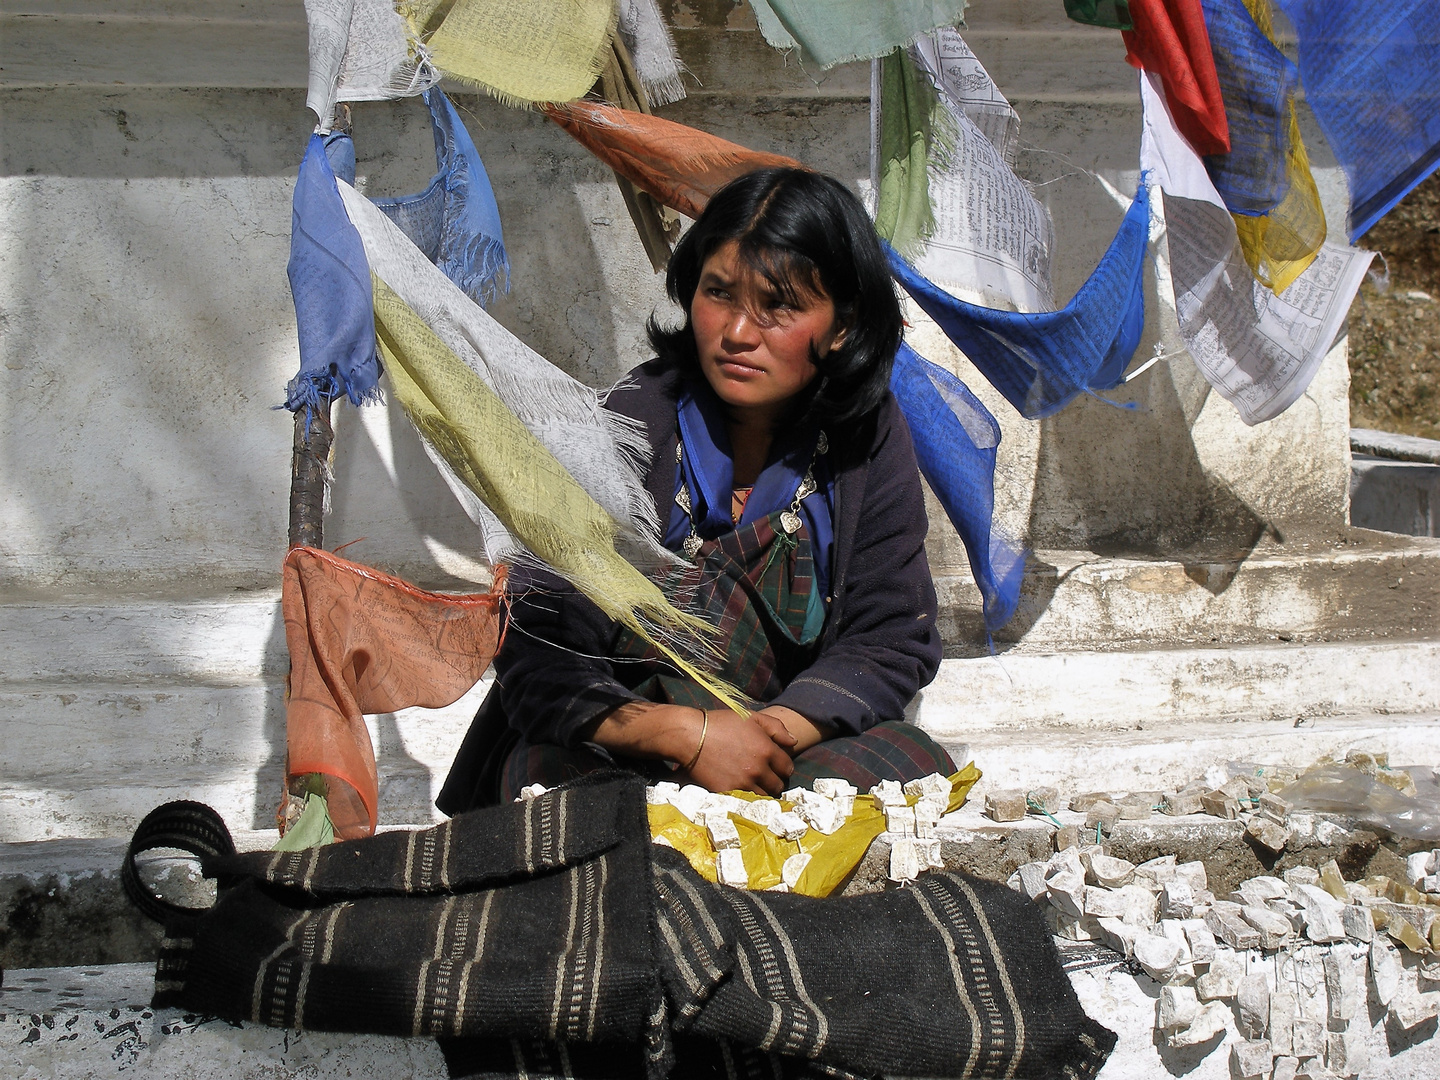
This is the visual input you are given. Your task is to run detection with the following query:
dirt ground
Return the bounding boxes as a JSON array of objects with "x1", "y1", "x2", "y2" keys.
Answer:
[{"x1": 1347, "y1": 172, "x2": 1440, "y2": 441}]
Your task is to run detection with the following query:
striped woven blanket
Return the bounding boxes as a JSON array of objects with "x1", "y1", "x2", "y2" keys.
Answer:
[{"x1": 144, "y1": 774, "x2": 1113, "y2": 1079}]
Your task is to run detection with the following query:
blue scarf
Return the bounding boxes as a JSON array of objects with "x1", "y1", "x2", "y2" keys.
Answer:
[
  {"x1": 370, "y1": 89, "x2": 510, "y2": 306},
  {"x1": 283, "y1": 133, "x2": 382, "y2": 420},
  {"x1": 1274, "y1": 0, "x2": 1440, "y2": 241},
  {"x1": 664, "y1": 382, "x2": 835, "y2": 603},
  {"x1": 890, "y1": 343, "x2": 1025, "y2": 634},
  {"x1": 886, "y1": 181, "x2": 1149, "y2": 419}
]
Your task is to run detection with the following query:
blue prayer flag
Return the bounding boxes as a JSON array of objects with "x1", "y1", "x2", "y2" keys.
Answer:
[
  {"x1": 1273, "y1": 0, "x2": 1440, "y2": 241},
  {"x1": 371, "y1": 89, "x2": 509, "y2": 305},
  {"x1": 890, "y1": 343, "x2": 1025, "y2": 634},
  {"x1": 886, "y1": 181, "x2": 1149, "y2": 419},
  {"x1": 284, "y1": 134, "x2": 381, "y2": 417},
  {"x1": 1199, "y1": 0, "x2": 1298, "y2": 217}
]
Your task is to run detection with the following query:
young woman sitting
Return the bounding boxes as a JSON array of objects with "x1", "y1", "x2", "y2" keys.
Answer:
[{"x1": 438, "y1": 167, "x2": 951, "y2": 809}]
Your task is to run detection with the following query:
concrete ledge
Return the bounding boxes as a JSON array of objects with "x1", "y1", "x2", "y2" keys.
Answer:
[
  {"x1": 1351, "y1": 456, "x2": 1439, "y2": 538},
  {"x1": 6, "y1": 950, "x2": 1437, "y2": 1080}
]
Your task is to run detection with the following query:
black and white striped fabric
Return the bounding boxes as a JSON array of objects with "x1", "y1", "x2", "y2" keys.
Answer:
[{"x1": 143, "y1": 774, "x2": 1114, "y2": 1079}]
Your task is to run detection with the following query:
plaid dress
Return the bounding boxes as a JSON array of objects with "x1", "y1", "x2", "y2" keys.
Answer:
[{"x1": 502, "y1": 509, "x2": 953, "y2": 799}]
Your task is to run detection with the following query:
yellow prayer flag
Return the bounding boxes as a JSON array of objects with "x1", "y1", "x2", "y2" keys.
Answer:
[{"x1": 402, "y1": 0, "x2": 617, "y2": 107}]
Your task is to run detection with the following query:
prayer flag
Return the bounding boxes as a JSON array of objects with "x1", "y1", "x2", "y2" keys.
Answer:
[
  {"x1": 1273, "y1": 0, "x2": 1440, "y2": 241},
  {"x1": 336, "y1": 180, "x2": 664, "y2": 566},
  {"x1": 1199, "y1": 0, "x2": 1325, "y2": 293},
  {"x1": 369, "y1": 89, "x2": 510, "y2": 307},
  {"x1": 875, "y1": 46, "x2": 943, "y2": 260},
  {"x1": 886, "y1": 181, "x2": 1150, "y2": 419},
  {"x1": 748, "y1": 0, "x2": 972, "y2": 69},
  {"x1": 368, "y1": 273, "x2": 747, "y2": 715},
  {"x1": 898, "y1": 29, "x2": 1055, "y2": 313},
  {"x1": 1065, "y1": 0, "x2": 1133, "y2": 30},
  {"x1": 284, "y1": 134, "x2": 382, "y2": 419},
  {"x1": 1141, "y1": 72, "x2": 1373, "y2": 424},
  {"x1": 401, "y1": 0, "x2": 616, "y2": 107},
  {"x1": 891, "y1": 343, "x2": 1024, "y2": 632},
  {"x1": 544, "y1": 101, "x2": 800, "y2": 221},
  {"x1": 282, "y1": 545, "x2": 503, "y2": 839},
  {"x1": 303, "y1": 0, "x2": 438, "y2": 129},
  {"x1": 617, "y1": 0, "x2": 686, "y2": 107},
  {"x1": 1121, "y1": 0, "x2": 1229, "y2": 156}
]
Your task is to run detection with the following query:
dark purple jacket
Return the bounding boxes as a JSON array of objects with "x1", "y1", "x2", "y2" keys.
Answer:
[{"x1": 437, "y1": 356, "x2": 941, "y2": 812}]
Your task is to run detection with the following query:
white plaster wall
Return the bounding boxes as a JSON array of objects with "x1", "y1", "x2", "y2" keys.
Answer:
[{"x1": 0, "y1": 0, "x2": 1357, "y2": 599}]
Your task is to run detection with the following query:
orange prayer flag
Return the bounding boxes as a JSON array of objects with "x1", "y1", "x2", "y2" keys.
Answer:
[
  {"x1": 281, "y1": 546, "x2": 505, "y2": 839},
  {"x1": 544, "y1": 100, "x2": 800, "y2": 220}
]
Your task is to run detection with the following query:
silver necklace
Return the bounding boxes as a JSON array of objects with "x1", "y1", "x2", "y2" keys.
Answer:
[{"x1": 674, "y1": 430, "x2": 828, "y2": 559}]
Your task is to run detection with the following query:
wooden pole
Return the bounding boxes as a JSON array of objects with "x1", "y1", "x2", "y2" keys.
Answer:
[{"x1": 288, "y1": 399, "x2": 333, "y2": 549}]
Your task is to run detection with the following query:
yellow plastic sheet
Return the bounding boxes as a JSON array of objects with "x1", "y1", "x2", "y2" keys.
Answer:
[{"x1": 649, "y1": 763, "x2": 983, "y2": 897}]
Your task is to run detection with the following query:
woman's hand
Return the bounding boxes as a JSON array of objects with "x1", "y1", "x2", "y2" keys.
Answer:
[{"x1": 684, "y1": 709, "x2": 796, "y2": 795}]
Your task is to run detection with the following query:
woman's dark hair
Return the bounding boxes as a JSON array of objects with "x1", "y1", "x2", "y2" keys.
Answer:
[{"x1": 647, "y1": 168, "x2": 903, "y2": 438}]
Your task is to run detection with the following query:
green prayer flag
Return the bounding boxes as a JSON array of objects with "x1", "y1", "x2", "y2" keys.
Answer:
[
  {"x1": 875, "y1": 47, "x2": 952, "y2": 259},
  {"x1": 274, "y1": 792, "x2": 336, "y2": 851},
  {"x1": 1063, "y1": 0, "x2": 1133, "y2": 30},
  {"x1": 750, "y1": 0, "x2": 970, "y2": 69}
]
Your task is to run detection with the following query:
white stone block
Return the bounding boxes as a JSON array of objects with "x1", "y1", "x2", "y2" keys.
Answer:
[
  {"x1": 884, "y1": 805, "x2": 916, "y2": 837},
  {"x1": 1046, "y1": 848, "x2": 1084, "y2": 881},
  {"x1": 1197, "y1": 949, "x2": 1244, "y2": 1001},
  {"x1": 1237, "y1": 973, "x2": 1270, "y2": 1038},
  {"x1": 1294, "y1": 883, "x2": 1347, "y2": 943},
  {"x1": 737, "y1": 798, "x2": 782, "y2": 830},
  {"x1": 1160, "y1": 880, "x2": 1194, "y2": 919},
  {"x1": 1232, "y1": 1038, "x2": 1273, "y2": 1078},
  {"x1": 1088, "y1": 854, "x2": 1135, "y2": 888},
  {"x1": 1272, "y1": 1055, "x2": 1299, "y2": 1080},
  {"x1": 1181, "y1": 919, "x2": 1216, "y2": 964},
  {"x1": 1046, "y1": 870, "x2": 1086, "y2": 918},
  {"x1": 919, "y1": 837, "x2": 943, "y2": 869},
  {"x1": 1242, "y1": 904, "x2": 1293, "y2": 949},
  {"x1": 1160, "y1": 919, "x2": 1194, "y2": 964},
  {"x1": 1341, "y1": 904, "x2": 1373, "y2": 942},
  {"x1": 1175, "y1": 860, "x2": 1208, "y2": 892},
  {"x1": 902, "y1": 772, "x2": 950, "y2": 800},
  {"x1": 1206, "y1": 907, "x2": 1261, "y2": 950},
  {"x1": 1084, "y1": 885, "x2": 1126, "y2": 919},
  {"x1": 1269, "y1": 988, "x2": 1297, "y2": 1056},
  {"x1": 1116, "y1": 883, "x2": 1159, "y2": 926},
  {"x1": 1405, "y1": 851, "x2": 1432, "y2": 887},
  {"x1": 812, "y1": 777, "x2": 857, "y2": 800},
  {"x1": 1134, "y1": 933, "x2": 1184, "y2": 982},
  {"x1": 672, "y1": 785, "x2": 710, "y2": 823},
  {"x1": 1370, "y1": 937, "x2": 1402, "y2": 1006},
  {"x1": 706, "y1": 813, "x2": 741, "y2": 850},
  {"x1": 1016, "y1": 861, "x2": 1049, "y2": 902},
  {"x1": 1158, "y1": 984, "x2": 1199, "y2": 1029},
  {"x1": 645, "y1": 781, "x2": 679, "y2": 805},
  {"x1": 1326, "y1": 1028, "x2": 1369, "y2": 1077},
  {"x1": 797, "y1": 794, "x2": 844, "y2": 835},
  {"x1": 1323, "y1": 946, "x2": 1361, "y2": 1022},
  {"x1": 1291, "y1": 1018, "x2": 1325, "y2": 1058},
  {"x1": 782, "y1": 852, "x2": 811, "y2": 890},
  {"x1": 1284, "y1": 865, "x2": 1320, "y2": 889},
  {"x1": 889, "y1": 838, "x2": 922, "y2": 884},
  {"x1": 782, "y1": 787, "x2": 807, "y2": 804},
  {"x1": 1134, "y1": 855, "x2": 1178, "y2": 886},
  {"x1": 1168, "y1": 1001, "x2": 1230, "y2": 1047},
  {"x1": 772, "y1": 811, "x2": 809, "y2": 841},
  {"x1": 716, "y1": 848, "x2": 748, "y2": 888},
  {"x1": 519, "y1": 783, "x2": 549, "y2": 802},
  {"x1": 1091, "y1": 916, "x2": 1137, "y2": 958},
  {"x1": 871, "y1": 779, "x2": 907, "y2": 808}
]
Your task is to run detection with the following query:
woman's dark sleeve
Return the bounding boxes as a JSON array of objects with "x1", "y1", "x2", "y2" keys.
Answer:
[
  {"x1": 769, "y1": 404, "x2": 942, "y2": 734},
  {"x1": 492, "y1": 566, "x2": 642, "y2": 747}
]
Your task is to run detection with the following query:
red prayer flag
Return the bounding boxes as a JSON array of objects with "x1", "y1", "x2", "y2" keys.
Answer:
[
  {"x1": 281, "y1": 546, "x2": 505, "y2": 839},
  {"x1": 545, "y1": 101, "x2": 801, "y2": 219},
  {"x1": 1123, "y1": 0, "x2": 1230, "y2": 155}
]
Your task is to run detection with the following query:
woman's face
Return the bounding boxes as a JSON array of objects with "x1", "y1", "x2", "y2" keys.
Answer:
[{"x1": 691, "y1": 240, "x2": 842, "y2": 421}]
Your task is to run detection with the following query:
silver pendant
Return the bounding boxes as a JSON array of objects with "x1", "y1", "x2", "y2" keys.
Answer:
[
  {"x1": 780, "y1": 511, "x2": 802, "y2": 535},
  {"x1": 675, "y1": 482, "x2": 693, "y2": 516},
  {"x1": 683, "y1": 533, "x2": 703, "y2": 558},
  {"x1": 816, "y1": 430, "x2": 829, "y2": 455}
]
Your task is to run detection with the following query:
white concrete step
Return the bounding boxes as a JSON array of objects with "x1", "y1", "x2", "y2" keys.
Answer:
[
  {"x1": 5, "y1": 958, "x2": 1436, "y2": 1080},
  {"x1": 3, "y1": 640, "x2": 1438, "y2": 841}
]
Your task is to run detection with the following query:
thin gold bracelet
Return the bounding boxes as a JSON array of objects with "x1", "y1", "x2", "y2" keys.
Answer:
[{"x1": 683, "y1": 709, "x2": 709, "y2": 771}]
